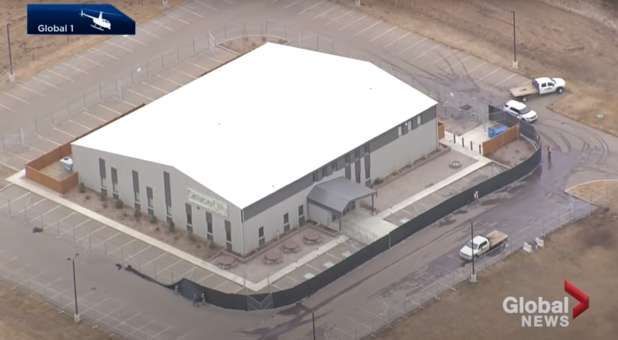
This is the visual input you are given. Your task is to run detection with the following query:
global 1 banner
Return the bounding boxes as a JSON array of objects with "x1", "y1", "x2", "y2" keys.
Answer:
[{"x1": 27, "y1": 3, "x2": 135, "y2": 35}]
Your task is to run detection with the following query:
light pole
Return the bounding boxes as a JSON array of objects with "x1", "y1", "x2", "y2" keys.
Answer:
[
  {"x1": 6, "y1": 23, "x2": 15, "y2": 81},
  {"x1": 67, "y1": 253, "x2": 80, "y2": 322},
  {"x1": 512, "y1": 11, "x2": 518, "y2": 69},
  {"x1": 470, "y1": 190, "x2": 479, "y2": 283}
]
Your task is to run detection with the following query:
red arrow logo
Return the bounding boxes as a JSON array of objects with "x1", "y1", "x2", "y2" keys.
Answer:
[{"x1": 565, "y1": 280, "x2": 589, "y2": 319}]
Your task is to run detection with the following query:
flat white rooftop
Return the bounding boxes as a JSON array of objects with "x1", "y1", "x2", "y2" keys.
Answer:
[{"x1": 73, "y1": 43, "x2": 437, "y2": 208}]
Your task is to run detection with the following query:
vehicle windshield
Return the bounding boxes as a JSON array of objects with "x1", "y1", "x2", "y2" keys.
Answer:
[
  {"x1": 519, "y1": 106, "x2": 531, "y2": 114},
  {"x1": 465, "y1": 240, "x2": 479, "y2": 250}
]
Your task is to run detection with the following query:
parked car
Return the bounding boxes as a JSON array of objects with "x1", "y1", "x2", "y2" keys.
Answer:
[
  {"x1": 509, "y1": 77, "x2": 566, "y2": 102},
  {"x1": 459, "y1": 230, "x2": 509, "y2": 261},
  {"x1": 503, "y1": 100, "x2": 538, "y2": 123}
]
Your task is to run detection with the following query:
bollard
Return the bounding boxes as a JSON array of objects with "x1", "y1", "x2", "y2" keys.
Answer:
[
  {"x1": 470, "y1": 141, "x2": 473, "y2": 151},
  {"x1": 461, "y1": 137, "x2": 465, "y2": 147}
]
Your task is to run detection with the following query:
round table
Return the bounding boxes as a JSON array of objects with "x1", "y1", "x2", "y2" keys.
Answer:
[
  {"x1": 282, "y1": 240, "x2": 300, "y2": 253},
  {"x1": 303, "y1": 230, "x2": 321, "y2": 244},
  {"x1": 264, "y1": 250, "x2": 283, "y2": 264},
  {"x1": 216, "y1": 255, "x2": 235, "y2": 269}
]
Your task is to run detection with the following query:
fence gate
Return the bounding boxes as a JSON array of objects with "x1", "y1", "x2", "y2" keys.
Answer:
[{"x1": 246, "y1": 293, "x2": 274, "y2": 311}]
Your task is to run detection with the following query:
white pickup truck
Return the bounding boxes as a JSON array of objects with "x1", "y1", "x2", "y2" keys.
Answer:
[
  {"x1": 459, "y1": 230, "x2": 508, "y2": 261},
  {"x1": 509, "y1": 77, "x2": 566, "y2": 102}
]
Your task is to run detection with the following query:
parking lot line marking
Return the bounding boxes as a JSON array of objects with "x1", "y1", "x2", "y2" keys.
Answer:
[
  {"x1": 339, "y1": 14, "x2": 367, "y2": 31},
  {"x1": 399, "y1": 36, "x2": 428, "y2": 54},
  {"x1": 141, "y1": 81, "x2": 168, "y2": 94},
  {"x1": 90, "y1": 47, "x2": 120, "y2": 60},
  {"x1": 299, "y1": 0, "x2": 325, "y2": 15},
  {"x1": 155, "y1": 74, "x2": 182, "y2": 87},
  {"x1": 156, "y1": 258, "x2": 183, "y2": 275},
  {"x1": 494, "y1": 73, "x2": 518, "y2": 86},
  {"x1": 58, "y1": 211, "x2": 77, "y2": 224},
  {"x1": 27, "y1": 143, "x2": 44, "y2": 153},
  {"x1": 105, "y1": 39, "x2": 133, "y2": 53},
  {"x1": 370, "y1": 26, "x2": 396, "y2": 42},
  {"x1": 0, "y1": 101, "x2": 14, "y2": 112},
  {"x1": 98, "y1": 103, "x2": 121, "y2": 115},
  {"x1": 477, "y1": 67, "x2": 501, "y2": 81},
  {"x1": 313, "y1": 4, "x2": 338, "y2": 19},
  {"x1": 120, "y1": 98, "x2": 140, "y2": 107},
  {"x1": 62, "y1": 61, "x2": 87, "y2": 74},
  {"x1": 385, "y1": 31, "x2": 410, "y2": 48},
  {"x1": 177, "y1": 5, "x2": 205, "y2": 18},
  {"x1": 52, "y1": 125, "x2": 75, "y2": 138},
  {"x1": 73, "y1": 218, "x2": 92, "y2": 231},
  {"x1": 81, "y1": 297, "x2": 114, "y2": 316},
  {"x1": 32, "y1": 75, "x2": 59, "y2": 89},
  {"x1": 305, "y1": 262, "x2": 320, "y2": 272},
  {"x1": 39, "y1": 204, "x2": 61, "y2": 218},
  {"x1": 9, "y1": 152, "x2": 29, "y2": 162},
  {"x1": 98, "y1": 231, "x2": 122, "y2": 245},
  {"x1": 151, "y1": 19, "x2": 174, "y2": 32},
  {"x1": 76, "y1": 224, "x2": 107, "y2": 242},
  {"x1": 284, "y1": 0, "x2": 304, "y2": 9},
  {"x1": 141, "y1": 251, "x2": 168, "y2": 267},
  {"x1": 37, "y1": 133, "x2": 61, "y2": 146},
  {"x1": 176, "y1": 69, "x2": 197, "y2": 80},
  {"x1": 409, "y1": 43, "x2": 441, "y2": 62},
  {"x1": 82, "y1": 110, "x2": 107, "y2": 123},
  {"x1": 123, "y1": 35, "x2": 147, "y2": 46},
  {"x1": 46, "y1": 69, "x2": 73, "y2": 82},
  {"x1": 125, "y1": 244, "x2": 152, "y2": 261},
  {"x1": 68, "y1": 119, "x2": 93, "y2": 131},
  {"x1": 190, "y1": 62, "x2": 208, "y2": 71},
  {"x1": 353, "y1": 20, "x2": 381, "y2": 37},
  {"x1": 189, "y1": 0, "x2": 218, "y2": 11},
  {"x1": 128, "y1": 89, "x2": 154, "y2": 101},
  {"x1": 331, "y1": 8, "x2": 354, "y2": 21},
  {"x1": 138, "y1": 27, "x2": 160, "y2": 39},
  {"x1": 466, "y1": 60, "x2": 487, "y2": 75},
  {"x1": 166, "y1": 12, "x2": 191, "y2": 25},
  {"x1": 75, "y1": 53, "x2": 103, "y2": 67},
  {"x1": 15, "y1": 83, "x2": 43, "y2": 96},
  {"x1": 150, "y1": 325, "x2": 172, "y2": 339},
  {"x1": 2, "y1": 91, "x2": 29, "y2": 104}
]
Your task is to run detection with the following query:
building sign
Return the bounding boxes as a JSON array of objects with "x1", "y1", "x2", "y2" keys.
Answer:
[{"x1": 187, "y1": 188, "x2": 228, "y2": 217}]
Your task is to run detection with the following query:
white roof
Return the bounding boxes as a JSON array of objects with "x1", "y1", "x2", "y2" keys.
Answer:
[{"x1": 73, "y1": 43, "x2": 436, "y2": 208}]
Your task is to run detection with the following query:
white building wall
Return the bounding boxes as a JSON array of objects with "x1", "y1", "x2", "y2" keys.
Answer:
[
  {"x1": 71, "y1": 145, "x2": 244, "y2": 254},
  {"x1": 371, "y1": 118, "x2": 437, "y2": 180}
]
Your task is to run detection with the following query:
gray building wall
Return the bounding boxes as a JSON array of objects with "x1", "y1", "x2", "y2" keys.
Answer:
[{"x1": 72, "y1": 105, "x2": 437, "y2": 256}]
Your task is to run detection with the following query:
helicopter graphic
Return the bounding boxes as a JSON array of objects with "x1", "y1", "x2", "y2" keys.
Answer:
[{"x1": 80, "y1": 9, "x2": 111, "y2": 31}]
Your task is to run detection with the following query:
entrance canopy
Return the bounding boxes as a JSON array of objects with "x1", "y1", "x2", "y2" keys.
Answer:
[{"x1": 308, "y1": 177, "x2": 376, "y2": 214}]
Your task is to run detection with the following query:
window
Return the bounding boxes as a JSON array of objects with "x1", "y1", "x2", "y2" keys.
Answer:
[
  {"x1": 99, "y1": 158, "x2": 107, "y2": 196},
  {"x1": 111, "y1": 167, "x2": 118, "y2": 199},
  {"x1": 417, "y1": 116, "x2": 422, "y2": 126},
  {"x1": 401, "y1": 122, "x2": 408, "y2": 135},
  {"x1": 345, "y1": 153, "x2": 351, "y2": 164},
  {"x1": 355, "y1": 159, "x2": 361, "y2": 183},
  {"x1": 206, "y1": 212, "x2": 213, "y2": 241},
  {"x1": 258, "y1": 226, "x2": 265, "y2": 247},
  {"x1": 146, "y1": 187, "x2": 154, "y2": 217},
  {"x1": 283, "y1": 213, "x2": 290, "y2": 232},
  {"x1": 331, "y1": 161, "x2": 337, "y2": 172},
  {"x1": 363, "y1": 144, "x2": 370, "y2": 154},
  {"x1": 224, "y1": 220, "x2": 232, "y2": 251},
  {"x1": 132, "y1": 170, "x2": 140, "y2": 208},
  {"x1": 185, "y1": 203, "x2": 193, "y2": 232},
  {"x1": 163, "y1": 171, "x2": 172, "y2": 219},
  {"x1": 298, "y1": 205, "x2": 305, "y2": 226},
  {"x1": 312, "y1": 171, "x2": 319, "y2": 182},
  {"x1": 322, "y1": 166, "x2": 328, "y2": 178}
]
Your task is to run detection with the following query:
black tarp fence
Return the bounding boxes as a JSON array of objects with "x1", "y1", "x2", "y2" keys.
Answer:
[{"x1": 140, "y1": 105, "x2": 541, "y2": 310}]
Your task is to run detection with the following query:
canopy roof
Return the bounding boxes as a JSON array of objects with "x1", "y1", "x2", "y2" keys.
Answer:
[{"x1": 308, "y1": 177, "x2": 376, "y2": 214}]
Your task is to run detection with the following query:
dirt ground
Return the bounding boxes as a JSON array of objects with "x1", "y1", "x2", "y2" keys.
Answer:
[
  {"x1": 375, "y1": 181, "x2": 618, "y2": 340},
  {"x1": 0, "y1": 278, "x2": 112, "y2": 340},
  {"x1": 356, "y1": 0, "x2": 618, "y2": 136},
  {"x1": 0, "y1": 0, "x2": 183, "y2": 90}
]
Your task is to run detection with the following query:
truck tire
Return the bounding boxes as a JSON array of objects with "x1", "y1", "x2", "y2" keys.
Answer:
[{"x1": 557, "y1": 87, "x2": 564, "y2": 94}]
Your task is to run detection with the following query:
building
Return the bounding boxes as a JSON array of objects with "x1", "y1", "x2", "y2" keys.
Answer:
[{"x1": 71, "y1": 43, "x2": 438, "y2": 256}]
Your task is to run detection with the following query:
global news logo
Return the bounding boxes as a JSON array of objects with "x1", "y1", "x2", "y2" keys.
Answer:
[{"x1": 502, "y1": 280, "x2": 589, "y2": 327}]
